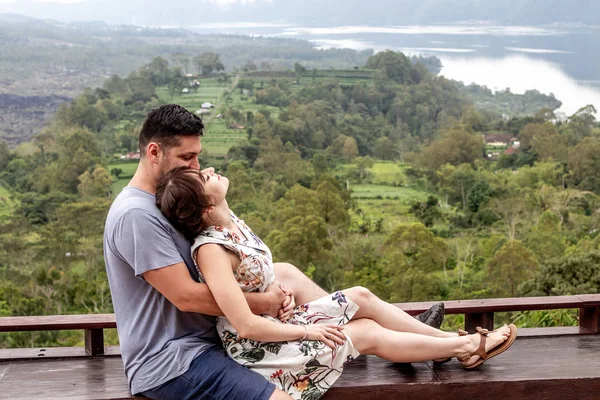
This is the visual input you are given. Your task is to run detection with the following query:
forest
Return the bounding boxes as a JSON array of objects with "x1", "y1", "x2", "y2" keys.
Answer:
[{"x1": 1, "y1": 50, "x2": 599, "y2": 348}]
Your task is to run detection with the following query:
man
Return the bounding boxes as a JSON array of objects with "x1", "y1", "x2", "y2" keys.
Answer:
[{"x1": 103, "y1": 104, "x2": 444, "y2": 400}]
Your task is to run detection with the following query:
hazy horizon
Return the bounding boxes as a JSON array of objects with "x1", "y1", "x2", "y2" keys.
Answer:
[{"x1": 2, "y1": 0, "x2": 600, "y2": 27}]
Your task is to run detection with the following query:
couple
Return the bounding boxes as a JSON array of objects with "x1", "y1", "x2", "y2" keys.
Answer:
[{"x1": 103, "y1": 104, "x2": 517, "y2": 400}]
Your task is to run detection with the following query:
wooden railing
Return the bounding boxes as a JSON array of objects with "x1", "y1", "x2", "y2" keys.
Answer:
[
  {"x1": 1, "y1": 295, "x2": 599, "y2": 361},
  {"x1": 396, "y1": 294, "x2": 600, "y2": 335}
]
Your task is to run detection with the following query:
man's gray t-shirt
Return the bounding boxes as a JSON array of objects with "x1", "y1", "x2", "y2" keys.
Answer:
[{"x1": 103, "y1": 186, "x2": 219, "y2": 394}]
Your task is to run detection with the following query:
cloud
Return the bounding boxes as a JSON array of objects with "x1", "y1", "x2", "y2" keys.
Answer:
[
  {"x1": 0, "y1": 0, "x2": 86, "y2": 3},
  {"x1": 203, "y1": 0, "x2": 272, "y2": 8}
]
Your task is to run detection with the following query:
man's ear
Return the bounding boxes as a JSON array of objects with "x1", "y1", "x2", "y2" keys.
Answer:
[{"x1": 147, "y1": 142, "x2": 161, "y2": 163}]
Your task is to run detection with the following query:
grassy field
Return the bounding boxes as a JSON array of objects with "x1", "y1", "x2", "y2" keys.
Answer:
[
  {"x1": 347, "y1": 161, "x2": 431, "y2": 232},
  {"x1": 111, "y1": 178, "x2": 130, "y2": 196},
  {"x1": 369, "y1": 162, "x2": 408, "y2": 185},
  {"x1": 107, "y1": 162, "x2": 138, "y2": 177},
  {"x1": 107, "y1": 162, "x2": 138, "y2": 196},
  {"x1": 350, "y1": 184, "x2": 429, "y2": 202},
  {"x1": 154, "y1": 71, "x2": 376, "y2": 156},
  {"x1": 157, "y1": 77, "x2": 250, "y2": 156},
  {"x1": 351, "y1": 197, "x2": 422, "y2": 233}
]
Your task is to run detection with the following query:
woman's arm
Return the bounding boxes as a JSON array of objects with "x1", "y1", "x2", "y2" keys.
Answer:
[
  {"x1": 143, "y1": 262, "x2": 285, "y2": 317},
  {"x1": 196, "y1": 243, "x2": 346, "y2": 347}
]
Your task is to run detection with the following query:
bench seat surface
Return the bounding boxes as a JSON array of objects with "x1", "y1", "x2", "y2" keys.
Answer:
[{"x1": 1, "y1": 335, "x2": 600, "y2": 400}]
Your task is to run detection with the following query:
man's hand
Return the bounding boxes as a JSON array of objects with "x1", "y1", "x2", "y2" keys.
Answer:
[
  {"x1": 264, "y1": 281, "x2": 286, "y2": 318},
  {"x1": 278, "y1": 284, "x2": 296, "y2": 322}
]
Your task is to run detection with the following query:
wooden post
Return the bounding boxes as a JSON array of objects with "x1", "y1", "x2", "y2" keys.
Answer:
[
  {"x1": 465, "y1": 312, "x2": 494, "y2": 333},
  {"x1": 579, "y1": 307, "x2": 600, "y2": 333},
  {"x1": 84, "y1": 329, "x2": 104, "y2": 356}
]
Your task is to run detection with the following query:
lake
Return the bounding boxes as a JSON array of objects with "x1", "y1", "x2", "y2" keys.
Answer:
[{"x1": 188, "y1": 23, "x2": 600, "y2": 115}]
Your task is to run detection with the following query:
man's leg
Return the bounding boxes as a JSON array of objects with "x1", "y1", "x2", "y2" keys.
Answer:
[
  {"x1": 141, "y1": 346, "x2": 290, "y2": 400},
  {"x1": 273, "y1": 262, "x2": 327, "y2": 305},
  {"x1": 273, "y1": 262, "x2": 445, "y2": 328}
]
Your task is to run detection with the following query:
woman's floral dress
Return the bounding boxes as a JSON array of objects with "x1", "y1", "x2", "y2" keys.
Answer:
[{"x1": 191, "y1": 212, "x2": 360, "y2": 400}]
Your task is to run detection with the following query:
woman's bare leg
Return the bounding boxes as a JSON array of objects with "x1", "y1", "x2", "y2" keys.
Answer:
[
  {"x1": 268, "y1": 388, "x2": 293, "y2": 400},
  {"x1": 342, "y1": 286, "x2": 454, "y2": 338},
  {"x1": 343, "y1": 318, "x2": 511, "y2": 365}
]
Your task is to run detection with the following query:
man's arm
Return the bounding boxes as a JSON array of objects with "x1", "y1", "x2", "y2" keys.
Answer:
[{"x1": 143, "y1": 262, "x2": 286, "y2": 317}]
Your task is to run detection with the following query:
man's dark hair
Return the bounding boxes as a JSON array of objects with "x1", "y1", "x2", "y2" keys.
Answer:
[
  {"x1": 139, "y1": 104, "x2": 204, "y2": 155},
  {"x1": 156, "y1": 166, "x2": 213, "y2": 241}
]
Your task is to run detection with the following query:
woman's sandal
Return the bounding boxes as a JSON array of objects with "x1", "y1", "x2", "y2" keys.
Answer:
[
  {"x1": 432, "y1": 328, "x2": 469, "y2": 364},
  {"x1": 462, "y1": 323, "x2": 518, "y2": 370}
]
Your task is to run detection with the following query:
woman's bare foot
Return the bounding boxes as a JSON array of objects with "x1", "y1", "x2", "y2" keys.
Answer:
[{"x1": 460, "y1": 325, "x2": 511, "y2": 367}]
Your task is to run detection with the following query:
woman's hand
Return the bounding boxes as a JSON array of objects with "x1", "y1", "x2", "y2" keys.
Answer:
[
  {"x1": 278, "y1": 284, "x2": 295, "y2": 322},
  {"x1": 304, "y1": 325, "x2": 346, "y2": 349}
]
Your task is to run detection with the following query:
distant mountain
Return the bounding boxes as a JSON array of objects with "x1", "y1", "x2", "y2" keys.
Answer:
[{"x1": 2, "y1": 0, "x2": 600, "y2": 27}]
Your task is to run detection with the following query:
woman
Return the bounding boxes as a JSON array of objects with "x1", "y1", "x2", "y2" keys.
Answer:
[{"x1": 156, "y1": 166, "x2": 517, "y2": 400}]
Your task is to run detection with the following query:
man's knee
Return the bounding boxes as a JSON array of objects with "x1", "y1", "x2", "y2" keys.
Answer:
[
  {"x1": 269, "y1": 388, "x2": 293, "y2": 400},
  {"x1": 273, "y1": 262, "x2": 299, "y2": 280}
]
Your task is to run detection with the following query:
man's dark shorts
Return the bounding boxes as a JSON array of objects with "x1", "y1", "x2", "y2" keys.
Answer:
[{"x1": 141, "y1": 346, "x2": 276, "y2": 400}]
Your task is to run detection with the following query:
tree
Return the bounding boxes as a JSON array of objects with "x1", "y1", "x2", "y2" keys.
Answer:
[
  {"x1": 373, "y1": 137, "x2": 397, "y2": 160},
  {"x1": 488, "y1": 194, "x2": 534, "y2": 241},
  {"x1": 293, "y1": 62, "x2": 307, "y2": 75},
  {"x1": 563, "y1": 104, "x2": 597, "y2": 145},
  {"x1": 171, "y1": 52, "x2": 190, "y2": 74},
  {"x1": 266, "y1": 215, "x2": 336, "y2": 289},
  {"x1": 78, "y1": 166, "x2": 113, "y2": 198},
  {"x1": 409, "y1": 195, "x2": 442, "y2": 227},
  {"x1": 488, "y1": 240, "x2": 538, "y2": 297},
  {"x1": 54, "y1": 127, "x2": 100, "y2": 193},
  {"x1": 366, "y1": 51, "x2": 416, "y2": 85},
  {"x1": 466, "y1": 180, "x2": 493, "y2": 213},
  {"x1": 353, "y1": 156, "x2": 374, "y2": 182},
  {"x1": 420, "y1": 128, "x2": 484, "y2": 171},
  {"x1": 192, "y1": 52, "x2": 225, "y2": 75},
  {"x1": 382, "y1": 223, "x2": 450, "y2": 301},
  {"x1": 461, "y1": 106, "x2": 487, "y2": 131},
  {"x1": 568, "y1": 138, "x2": 600, "y2": 194},
  {"x1": 342, "y1": 137, "x2": 358, "y2": 161},
  {"x1": 521, "y1": 251, "x2": 600, "y2": 296},
  {"x1": 0, "y1": 140, "x2": 9, "y2": 170},
  {"x1": 524, "y1": 211, "x2": 566, "y2": 265},
  {"x1": 384, "y1": 223, "x2": 449, "y2": 273},
  {"x1": 531, "y1": 122, "x2": 567, "y2": 163},
  {"x1": 437, "y1": 163, "x2": 478, "y2": 209},
  {"x1": 145, "y1": 56, "x2": 171, "y2": 86},
  {"x1": 16, "y1": 191, "x2": 75, "y2": 225}
]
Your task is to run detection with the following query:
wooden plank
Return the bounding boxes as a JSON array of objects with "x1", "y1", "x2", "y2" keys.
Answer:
[
  {"x1": 0, "y1": 314, "x2": 115, "y2": 332},
  {"x1": 518, "y1": 326, "x2": 596, "y2": 337},
  {"x1": 465, "y1": 312, "x2": 494, "y2": 332},
  {"x1": 577, "y1": 294, "x2": 600, "y2": 307},
  {"x1": 431, "y1": 336, "x2": 600, "y2": 382},
  {"x1": 394, "y1": 296, "x2": 588, "y2": 315},
  {"x1": 1, "y1": 295, "x2": 598, "y2": 333},
  {"x1": 85, "y1": 329, "x2": 105, "y2": 356},
  {"x1": 0, "y1": 346, "x2": 121, "y2": 361},
  {"x1": 325, "y1": 378, "x2": 600, "y2": 400},
  {"x1": 2, "y1": 336, "x2": 600, "y2": 400},
  {"x1": 580, "y1": 307, "x2": 600, "y2": 333},
  {"x1": 0, "y1": 358, "x2": 135, "y2": 400},
  {"x1": 0, "y1": 363, "x2": 8, "y2": 383}
]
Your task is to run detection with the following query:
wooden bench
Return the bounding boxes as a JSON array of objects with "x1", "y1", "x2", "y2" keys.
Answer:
[{"x1": 1, "y1": 295, "x2": 600, "y2": 399}]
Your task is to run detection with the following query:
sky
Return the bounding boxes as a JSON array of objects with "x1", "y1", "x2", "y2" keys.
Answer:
[{"x1": 0, "y1": 0, "x2": 269, "y2": 7}]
